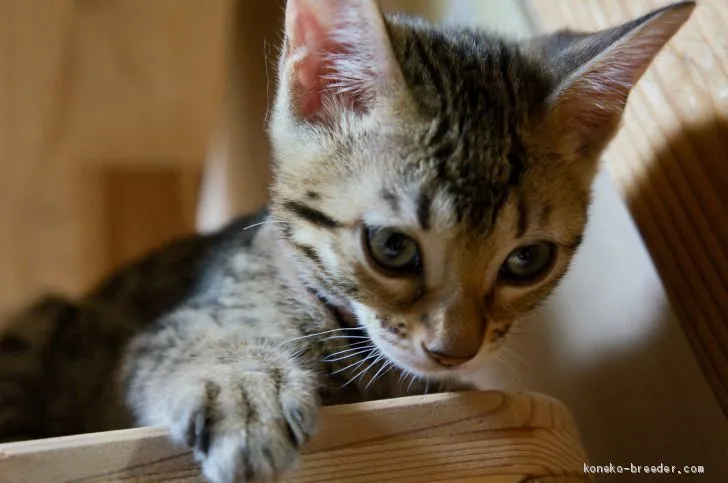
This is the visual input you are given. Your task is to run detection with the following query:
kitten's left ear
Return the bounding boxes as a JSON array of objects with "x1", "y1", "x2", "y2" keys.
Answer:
[
  {"x1": 538, "y1": 1, "x2": 695, "y2": 157},
  {"x1": 281, "y1": 0, "x2": 405, "y2": 124}
]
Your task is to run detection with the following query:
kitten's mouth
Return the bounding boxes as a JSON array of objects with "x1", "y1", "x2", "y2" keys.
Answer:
[{"x1": 311, "y1": 291, "x2": 359, "y2": 329}]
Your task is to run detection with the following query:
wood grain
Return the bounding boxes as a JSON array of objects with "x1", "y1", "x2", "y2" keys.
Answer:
[
  {"x1": 0, "y1": 0, "x2": 233, "y2": 314},
  {"x1": 0, "y1": 391, "x2": 591, "y2": 483},
  {"x1": 526, "y1": 0, "x2": 728, "y2": 417}
]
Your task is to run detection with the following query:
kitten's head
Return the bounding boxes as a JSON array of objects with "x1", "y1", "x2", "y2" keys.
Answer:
[{"x1": 268, "y1": 0, "x2": 694, "y2": 380}]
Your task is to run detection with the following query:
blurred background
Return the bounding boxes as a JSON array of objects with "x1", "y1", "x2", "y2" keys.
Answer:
[{"x1": 0, "y1": 0, "x2": 726, "y2": 477}]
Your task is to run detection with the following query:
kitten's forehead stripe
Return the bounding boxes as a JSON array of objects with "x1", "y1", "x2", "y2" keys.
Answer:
[
  {"x1": 539, "y1": 204, "x2": 553, "y2": 228},
  {"x1": 380, "y1": 189, "x2": 400, "y2": 213},
  {"x1": 516, "y1": 194, "x2": 529, "y2": 238},
  {"x1": 406, "y1": 30, "x2": 446, "y2": 115},
  {"x1": 416, "y1": 191, "x2": 432, "y2": 230},
  {"x1": 282, "y1": 201, "x2": 342, "y2": 229},
  {"x1": 388, "y1": 23, "x2": 544, "y2": 232}
]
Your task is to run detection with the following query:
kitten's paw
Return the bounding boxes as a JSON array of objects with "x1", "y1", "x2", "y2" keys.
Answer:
[{"x1": 167, "y1": 365, "x2": 318, "y2": 483}]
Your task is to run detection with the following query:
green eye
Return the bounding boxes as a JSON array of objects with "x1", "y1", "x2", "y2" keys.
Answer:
[
  {"x1": 365, "y1": 227, "x2": 421, "y2": 272},
  {"x1": 500, "y1": 243, "x2": 555, "y2": 283}
]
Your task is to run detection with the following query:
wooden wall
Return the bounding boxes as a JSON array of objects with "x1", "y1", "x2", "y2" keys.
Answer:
[{"x1": 0, "y1": 0, "x2": 285, "y2": 315}]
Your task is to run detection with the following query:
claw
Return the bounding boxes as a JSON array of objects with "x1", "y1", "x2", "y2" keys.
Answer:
[{"x1": 197, "y1": 410, "x2": 212, "y2": 455}]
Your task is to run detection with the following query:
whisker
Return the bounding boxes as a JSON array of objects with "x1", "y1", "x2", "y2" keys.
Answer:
[
  {"x1": 331, "y1": 350, "x2": 378, "y2": 376},
  {"x1": 359, "y1": 355, "x2": 385, "y2": 386},
  {"x1": 323, "y1": 347, "x2": 375, "y2": 362},
  {"x1": 406, "y1": 373, "x2": 419, "y2": 393},
  {"x1": 243, "y1": 220, "x2": 286, "y2": 231},
  {"x1": 323, "y1": 342, "x2": 373, "y2": 359},
  {"x1": 289, "y1": 347, "x2": 309, "y2": 359},
  {"x1": 398, "y1": 371, "x2": 406, "y2": 392},
  {"x1": 365, "y1": 360, "x2": 393, "y2": 390},
  {"x1": 281, "y1": 328, "x2": 358, "y2": 345},
  {"x1": 343, "y1": 354, "x2": 383, "y2": 388},
  {"x1": 503, "y1": 339, "x2": 523, "y2": 349},
  {"x1": 494, "y1": 356, "x2": 523, "y2": 385},
  {"x1": 500, "y1": 345, "x2": 529, "y2": 368},
  {"x1": 344, "y1": 340, "x2": 375, "y2": 348},
  {"x1": 321, "y1": 335, "x2": 371, "y2": 341}
]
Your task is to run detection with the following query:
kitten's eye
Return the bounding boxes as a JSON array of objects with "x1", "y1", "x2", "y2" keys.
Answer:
[
  {"x1": 365, "y1": 227, "x2": 421, "y2": 272},
  {"x1": 500, "y1": 242, "x2": 555, "y2": 283}
]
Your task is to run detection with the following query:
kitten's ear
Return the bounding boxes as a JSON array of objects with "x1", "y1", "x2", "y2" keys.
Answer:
[
  {"x1": 281, "y1": 0, "x2": 403, "y2": 124},
  {"x1": 540, "y1": 1, "x2": 695, "y2": 157}
]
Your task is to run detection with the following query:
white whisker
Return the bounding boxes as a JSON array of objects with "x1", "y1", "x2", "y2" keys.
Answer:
[
  {"x1": 321, "y1": 335, "x2": 371, "y2": 341},
  {"x1": 406, "y1": 373, "x2": 418, "y2": 393},
  {"x1": 397, "y1": 370, "x2": 408, "y2": 393},
  {"x1": 323, "y1": 347, "x2": 374, "y2": 362},
  {"x1": 343, "y1": 354, "x2": 383, "y2": 388},
  {"x1": 243, "y1": 220, "x2": 286, "y2": 231},
  {"x1": 494, "y1": 356, "x2": 523, "y2": 384},
  {"x1": 365, "y1": 360, "x2": 392, "y2": 390},
  {"x1": 281, "y1": 328, "x2": 358, "y2": 345},
  {"x1": 323, "y1": 343, "x2": 374, "y2": 358},
  {"x1": 344, "y1": 340, "x2": 375, "y2": 348},
  {"x1": 500, "y1": 345, "x2": 529, "y2": 368},
  {"x1": 331, "y1": 350, "x2": 378, "y2": 375}
]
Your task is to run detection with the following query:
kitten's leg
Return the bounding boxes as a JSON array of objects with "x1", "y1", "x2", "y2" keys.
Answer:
[
  {"x1": 0, "y1": 295, "x2": 135, "y2": 442},
  {"x1": 0, "y1": 295, "x2": 75, "y2": 441},
  {"x1": 123, "y1": 308, "x2": 320, "y2": 483}
]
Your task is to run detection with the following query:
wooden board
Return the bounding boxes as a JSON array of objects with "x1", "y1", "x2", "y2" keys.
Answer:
[
  {"x1": 526, "y1": 0, "x2": 728, "y2": 418},
  {"x1": 0, "y1": 391, "x2": 591, "y2": 482},
  {"x1": 0, "y1": 0, "x2": 233, "y2": 313}
]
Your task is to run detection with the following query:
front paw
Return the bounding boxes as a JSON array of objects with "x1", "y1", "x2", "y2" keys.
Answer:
[{"x1": 167, "y1": 362, "x2": 318, "y2": 483}]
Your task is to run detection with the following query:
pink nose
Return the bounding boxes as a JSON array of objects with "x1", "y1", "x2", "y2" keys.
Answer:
[{"x1": 422, "y1": 344, "x2": 476, "y2": 367}]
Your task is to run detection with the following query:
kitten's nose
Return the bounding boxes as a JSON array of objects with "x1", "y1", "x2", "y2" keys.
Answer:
[
  {"x1": 422, "y1": 344, "x2": 477, "y2": 367},
  {"x1": 422, "y1": 294, "x2": 484, "y2": 367}
]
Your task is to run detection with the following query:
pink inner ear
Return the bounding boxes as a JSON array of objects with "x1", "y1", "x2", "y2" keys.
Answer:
[
  {"x1": 288, "y1": 10, "x2": 328, "y2": 119},
  {"x1": 550, "y1": 4, "x2": 694, "y2": 155},
  {"x1": 285, "y1": 0, "x2": 377, "y2": 122}
]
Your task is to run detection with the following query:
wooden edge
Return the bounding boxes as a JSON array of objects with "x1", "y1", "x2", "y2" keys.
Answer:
[{"x1": 0, "y1": 391, "x2": 591, "y2": 482}]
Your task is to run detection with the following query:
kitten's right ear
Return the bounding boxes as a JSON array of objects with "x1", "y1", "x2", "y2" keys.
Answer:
[
  {"x1": 533, "y1": 1, "x2": 695, "y2": 158},
  {"x1": 281, "y1": 0, "x2": 404, "y2": 124}
]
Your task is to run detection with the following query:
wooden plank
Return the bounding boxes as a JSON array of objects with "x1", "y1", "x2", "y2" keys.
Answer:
[
  {"x1": 0, "y1": 0, "x2": 233, "y2": 314},
  {"x1": 0, "y1": 391, "x2": 591, "y2": 483},
  {"x1": 526, "y1": 0, "x2": 728, "y2": 417},
  {"x1": 100, "y1": 166, "x2": 202, "y2": 275}
]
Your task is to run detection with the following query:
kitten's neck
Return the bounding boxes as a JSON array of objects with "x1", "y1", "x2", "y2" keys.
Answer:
[{"x1": 255, "y1": 219, "x2": 323, "y2": 315}]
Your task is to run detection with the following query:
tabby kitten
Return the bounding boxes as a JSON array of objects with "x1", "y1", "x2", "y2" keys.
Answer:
[{"x1": 0, "y1": 1, "x2": 693, "y2": 482}]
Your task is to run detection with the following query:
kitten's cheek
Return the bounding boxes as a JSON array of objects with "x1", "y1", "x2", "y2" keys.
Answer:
[
  {"x1": 370, "y1": 332, "x2": 443, "y2": 375},
  {"x1": 352, "y1": 305, "x2": 440, "y2": 374}
]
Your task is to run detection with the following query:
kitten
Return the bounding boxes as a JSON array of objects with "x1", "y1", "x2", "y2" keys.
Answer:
[{"x1": 0, "y1": 1, "x2": 694, "y2": 482}]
